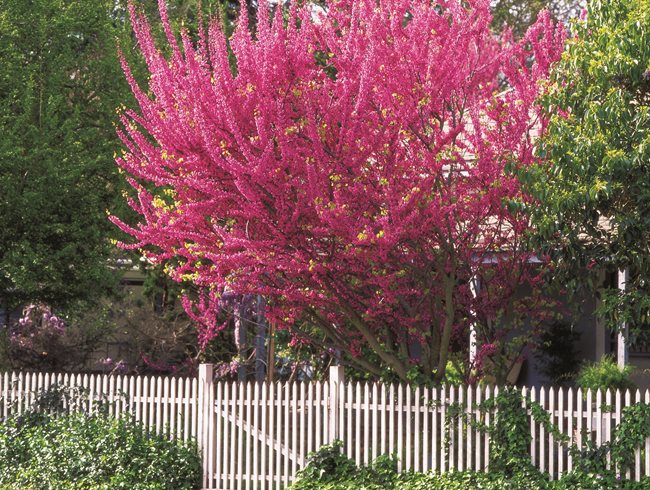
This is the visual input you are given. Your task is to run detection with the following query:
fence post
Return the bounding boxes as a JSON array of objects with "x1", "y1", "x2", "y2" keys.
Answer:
[
  {"x1": 329, "y1": 365, "x2": 345, "y2": 443},
  {"x1": 198, "y1": 363, "x2": 214, "y2": 489}
]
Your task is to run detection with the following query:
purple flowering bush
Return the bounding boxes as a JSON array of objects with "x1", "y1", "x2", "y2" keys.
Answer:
[{"x1": 1, "y1": 303, "x2": 113, "y2": 371}]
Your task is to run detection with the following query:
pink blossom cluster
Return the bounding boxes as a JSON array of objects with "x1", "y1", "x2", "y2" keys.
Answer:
[{"x1": 113, "y1": 0, "x2": 565, "y2": 380}]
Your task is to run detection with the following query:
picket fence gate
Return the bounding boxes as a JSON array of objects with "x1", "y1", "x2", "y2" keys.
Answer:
[{"x1": 1, "y1": 365, "x2": 650, "y2": 489}]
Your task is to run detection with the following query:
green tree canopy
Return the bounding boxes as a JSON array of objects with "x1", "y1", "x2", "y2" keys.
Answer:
[
  {"x1": 0, "y1": 0, "x2": 234, "y2": 318},
  {"x1": 491, "y1": 0, "x2": 582, "y2": 38},
  {"x1": 528, "y1": 0, "x2": 650, "y2": 334},
  {"x1": 0, "y1": 0, "x2": 138, "y2": 315}
]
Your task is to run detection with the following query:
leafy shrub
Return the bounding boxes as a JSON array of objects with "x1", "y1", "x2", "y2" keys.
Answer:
[
  {"x1": 291, "y1": 440, "x2": 398, "y2": 490},
  {"x1": 291, "y1": 452, "x2": 650, "y2": 490},
  {"x1": 443, "y1": 361, "x2": 465, "y2": 386},
  {"x1": 576, "y1": 355, "x2": 636, "y2": 393},
  {"x1": 483, "y1": 387, "x2": 536, "y2": 475},
  {"x1": 397, "y1": 471, "x2": 551, "y2": 490},
  {"x1": 0, "y1": 386, "x2": 201, "y2": 490},
  {"x1": 291, "y1": 440, "x2": 554, "y2": 490}
]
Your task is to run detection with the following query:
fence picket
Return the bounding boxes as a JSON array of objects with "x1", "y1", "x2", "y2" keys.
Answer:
[
  {"x1": 261, "y1": 382, "x2": 268, "y2": 490},
  {"x1": 567, "y1": 387, "x2": 574, "y2": 471},
  {"x1": 229, "y1": 382, "x2": 237, "y2": 490},
  {"x1": 184, "y1": 376, "x2": 191, "y2": 440},
  {"x1": 191, "y1": 377, "x2": 198, "y2": 440},
  {"x1": 422, "y1": 386, "x2": 429, "y2": 472},
  {"x1": 144, "y1": 376, "x2": 153, "y2": 431},
  {"x1": 398, "y1": 383, "x2": 404, "y2": 471},
  {"x1": 596, "y1": 389, "x2": 603, "y2": 448},
  {"x1": 372, "y1": 382, "x2": 379, "y2": 462},
  {"x1": 646, "y1": 390, "x2": 650, "y2": 477},
  {"x1": 29, "y1": 372, "x2": 37, "y2": 410},
  {"x1": 36, "y1": 373, "x2": 44, "y2": 407},
  {"x1": 432, "y1": 385, "x2": 438, "y2": 472},
  {"x1": 449, "y1": 385, "x2": 456, "y2": 471},
  {"x1": 283, "y1": 382, "x2": 290, "y2": 489},
  {"x1": 237, "y1": 381, "x2": 245, "y2": 490},
  {"x1": 456, "y1": 386, "x2": 465, "y2": 471},
  {"x1": 466, "y1": 385, "x2": 473, "y2": 472},
  {"x1": 339, "y1": 380, "x2": 345, "y2": 446},
  {"x1": 414, "y1": 385, "x2": 421, "y2": 472},
  {"x1": 364, "y1": 382, "x2": 370, "y2": 465},
  {"x1": 540, "y1": 387, "x2": 547, "y2": 474},
  {"x1": 558, "y1": 387, "x2": 564, "y2": 476},
  {"x1": 576, "y1": 388, "x2": 583, "y2": 453},
  {"x1": 215, "y1": 381, "x2": 223, "y2": 490},
  {"x1": 615, "y1": 389, "x2": 622, "y2": 476},
  {"x1": 168, "y1": 377, "x2": 176, "y2": 439},
  {"x1": 291, "y1": 382, "x2": 298, "y2": 481},
  {"x1": 300, "y1": 382, "x2": 307, "y2": 467},
  {"x1": 315, "y1": 382, "x2": 322, "y2": 453},
  {"x1": 222, "y1": 382, "x2": 231, "y2": 489},
  {"x1": 268, "y1": 382, "x2": 275, "y2": 490},
  {"x1": 389, "y1": 384, "x2": 396, "y2": 458},
  {"x1": 381, "y1": 384, "x2": 387, "y2": 457},
  {"x1": 406, "y1": 383, "x2": 412, "y2": 470},
  {"x1": 162, "y1": 377, "x2": 169, "y2": 436},
  {"x1": 307, "y1": 382, "x2": 314, "y2": 459},
  {"x1": 625, "y1": 389, "x2": 632, "y2": 480},
  {"x1": 252, "y1": 381, "x2": 260, "y2": 490},
  {"x1": 636, "y1": 390, "x2": 642, "y2": 480},
  {"x1": 475, "y1": 384, "x2": 482, "y2": 471},
  {"x1": 606, "y1": 388, "x2": 612, "y2": 468},
  {"x1": 354, "y1": 382, "x2": 361, "y2": 465},
  {"x1": 549, "y1": 386, "x2": 555, "y2": 479},
  {"x1": 108, "y1": 374, "x2": 116, "y2": 418},
  {"x1": 321, "y1": 381, "x2": 328, "y2": 447}
]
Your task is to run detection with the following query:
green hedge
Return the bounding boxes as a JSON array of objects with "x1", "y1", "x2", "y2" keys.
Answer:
[
  {"x1": 0, "y1": 410, "x2": 201, "y2": 490},
  {"x1": 289, "y1": 441, "x2": 650, "y2": 490}
]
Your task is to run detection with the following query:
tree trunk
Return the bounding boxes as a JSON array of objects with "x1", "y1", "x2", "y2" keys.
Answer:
[
  {"x1": 434, "y1": 274, "x2": 455, "y2": 384},
  {"x1": 255, "y1": 295, "x2": 267, "y2": 383}
]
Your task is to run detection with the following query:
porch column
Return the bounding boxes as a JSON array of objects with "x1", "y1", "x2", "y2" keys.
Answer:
[
  {"x1": 617, "y1": 268, "x2": 629, "y2": 369},
  {"x1": 469, "y1": 275, "x2": 480, "y2": 366}
]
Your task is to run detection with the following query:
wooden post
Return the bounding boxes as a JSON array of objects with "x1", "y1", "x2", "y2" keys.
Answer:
[
  {"x1": 197, "y1": 363, "x2": 214, "y2": 489},
  {"x1": 329, "y1": 365, "x2": 345, "y2": 443},
  {"x1": 617, "y1": 269, "x2": 629, "y2": 369}
]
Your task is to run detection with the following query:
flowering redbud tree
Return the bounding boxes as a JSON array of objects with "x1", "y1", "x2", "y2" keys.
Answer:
[{"x1": 113, "y1": 0, "x2": 565, "y2": 383}]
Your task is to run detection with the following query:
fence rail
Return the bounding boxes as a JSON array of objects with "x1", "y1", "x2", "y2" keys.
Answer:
[{"x1": 1, "y1": 367, "x2": 649, "y2": 489}]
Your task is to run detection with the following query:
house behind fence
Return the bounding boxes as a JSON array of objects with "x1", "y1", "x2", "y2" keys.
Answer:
[{"x1": 1, "y1": 365, "x2": 649, "y2": 489}]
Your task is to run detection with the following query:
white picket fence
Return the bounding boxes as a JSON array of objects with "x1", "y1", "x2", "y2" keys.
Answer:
[
  {"x1": 0, "y1": 370, "x2": 200, "y2": 441},
  {"x1": 1, "y1": 366, "x2": 650, "y2": 489}
]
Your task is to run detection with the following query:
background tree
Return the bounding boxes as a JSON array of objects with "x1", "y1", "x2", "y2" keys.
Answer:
[
  {"x1": 0, "y1": 0, "x2": 134, "y2": 318},
  {"x1": 491, "y1": 0, "x2": 582, "y2": 38},
  {"x1": 527, "y1": 0, "x2": 650, "y2": 340},
  {"x1": 0, "y1": 0, "x2": 244, "y2": 372},
  {"x1": 115, "y1": 0, "x2": 565, "y2": 383}
]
